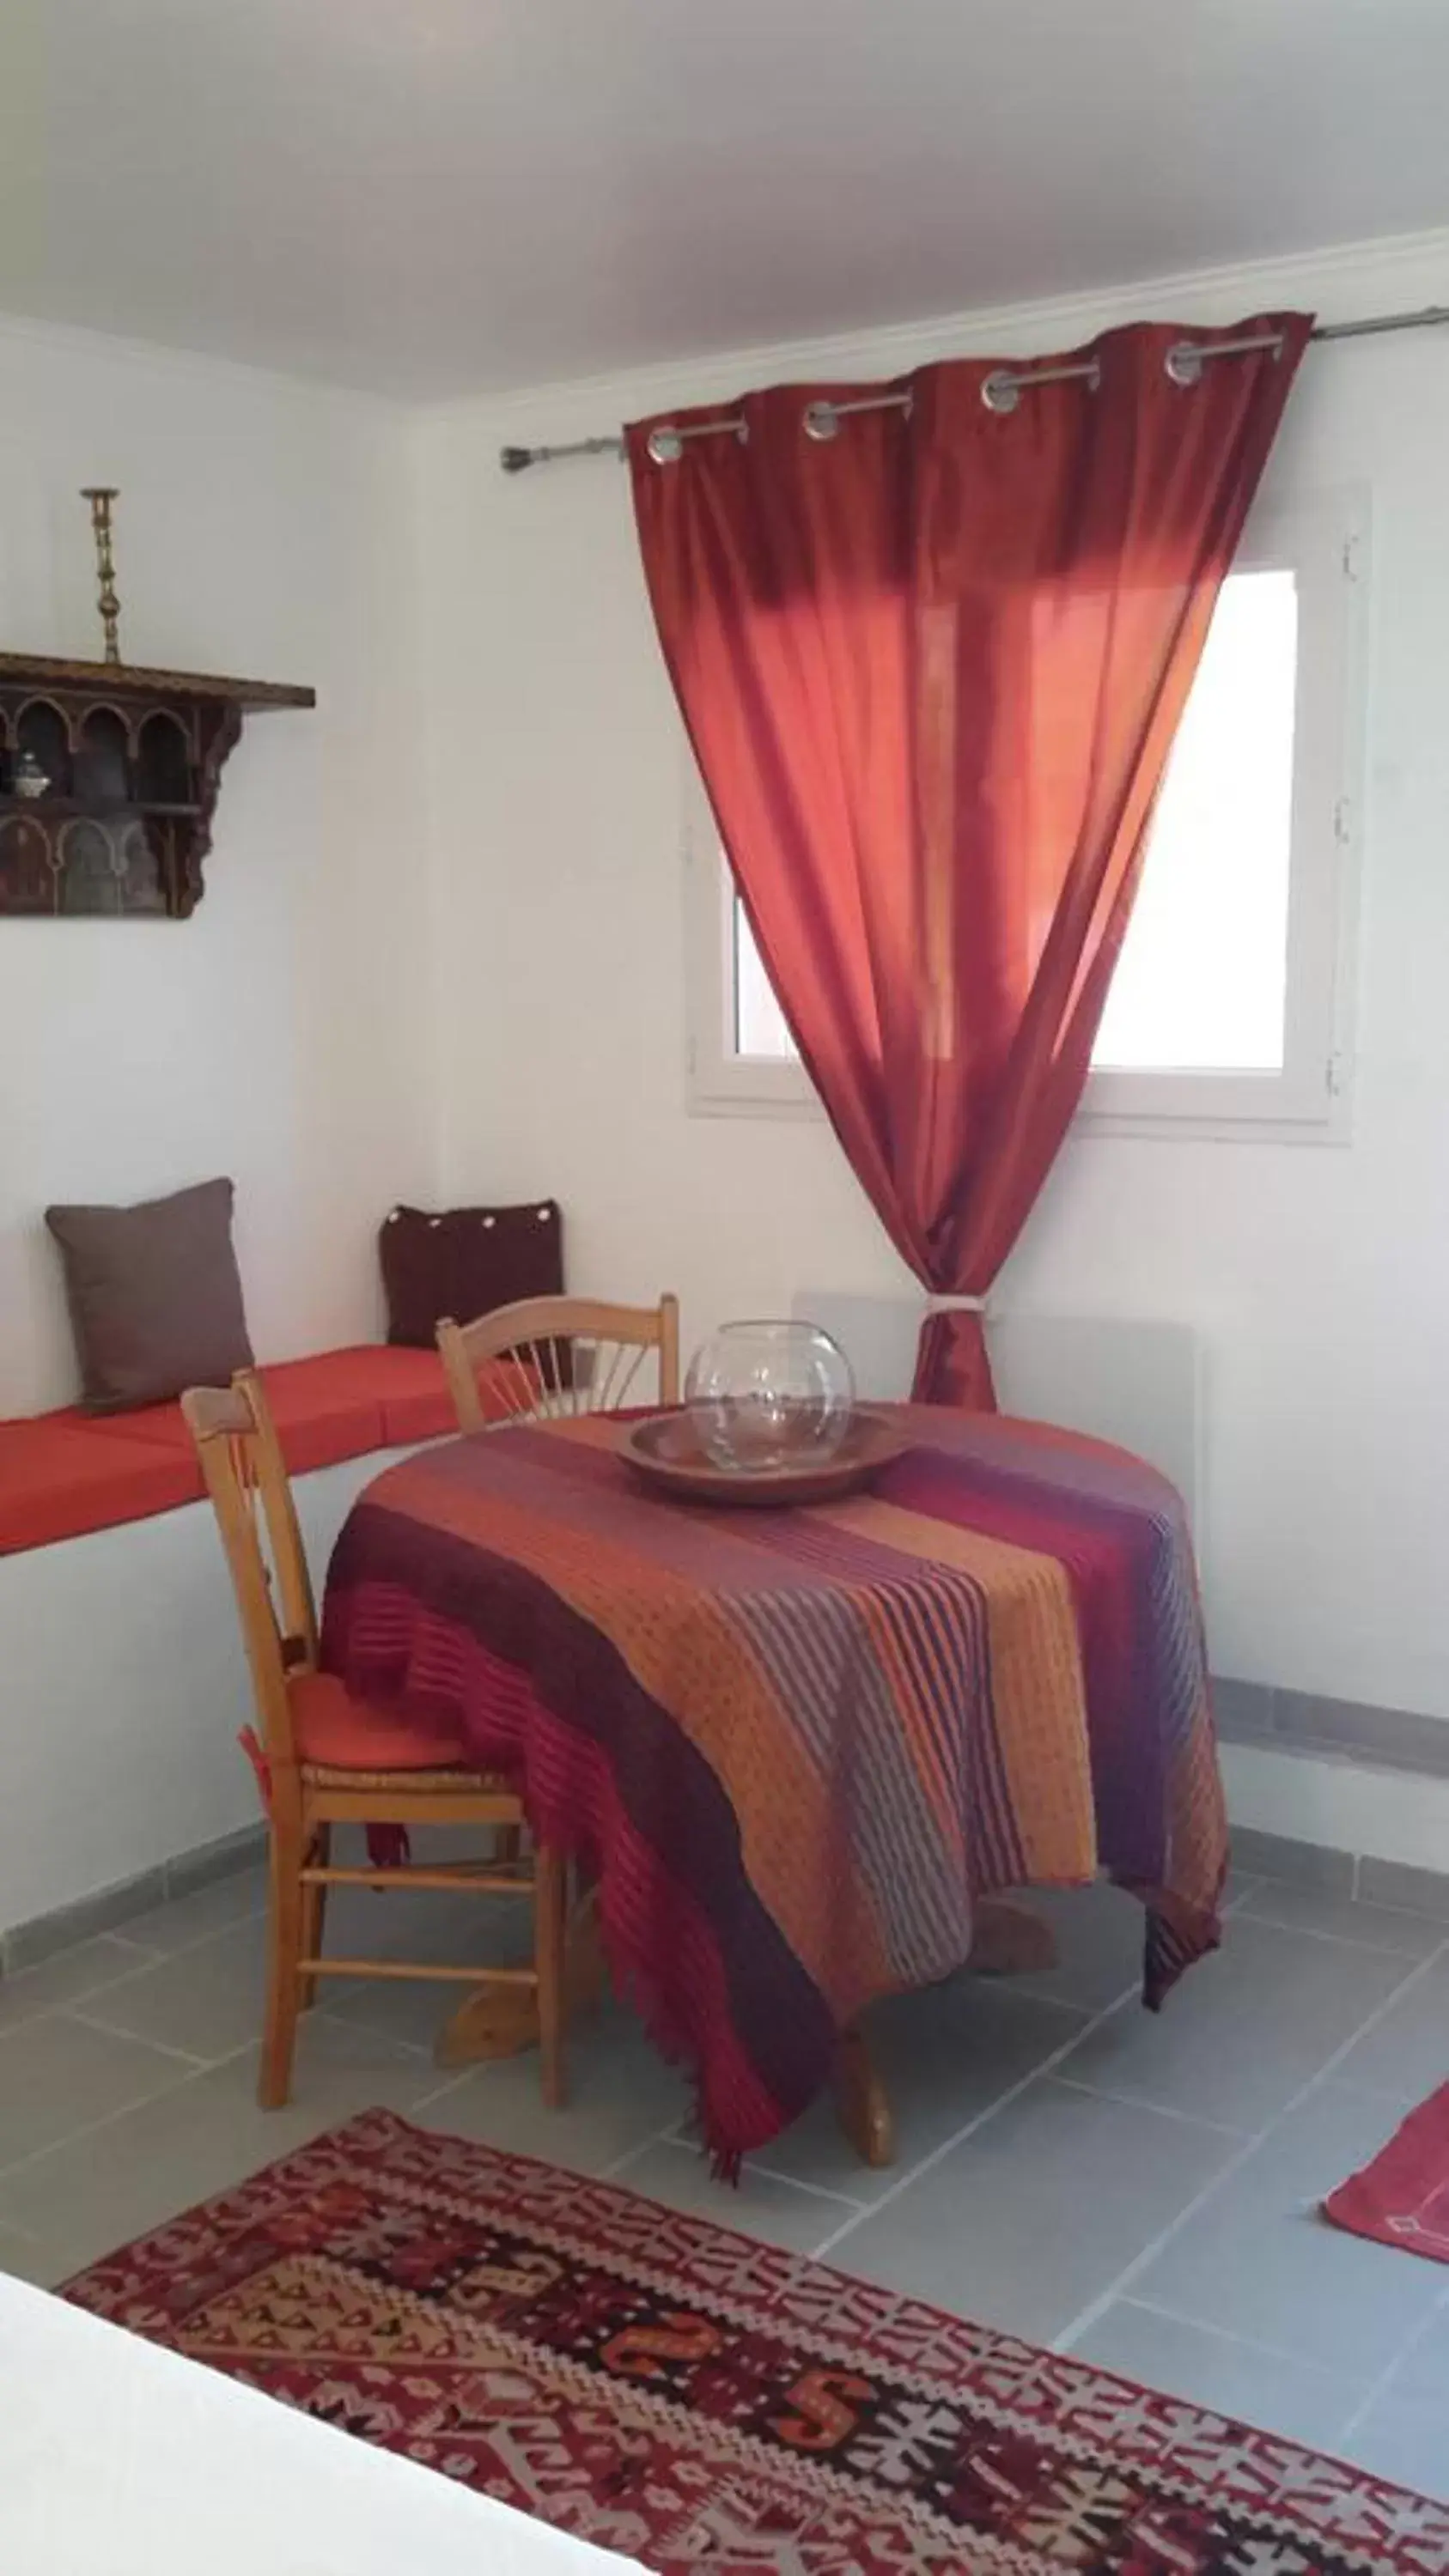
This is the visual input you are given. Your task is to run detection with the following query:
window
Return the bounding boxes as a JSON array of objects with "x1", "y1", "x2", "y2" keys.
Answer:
[{"x1": 685, "y1": 494, "x2": 1363, "y2": 1136}]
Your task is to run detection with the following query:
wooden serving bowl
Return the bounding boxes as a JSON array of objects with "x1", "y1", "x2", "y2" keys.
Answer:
[{"x1": 620, "y1": 1406, "x2": 906, "y2": 1508}]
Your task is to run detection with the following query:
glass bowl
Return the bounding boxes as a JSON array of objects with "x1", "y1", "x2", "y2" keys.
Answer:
[{"x1": 685, "y1": 1318, "x2": 855, "y2": 1473}]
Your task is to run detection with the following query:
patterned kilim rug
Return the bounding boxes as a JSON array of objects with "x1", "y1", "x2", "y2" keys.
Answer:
[{"x1": 62, "y1": 2109, "x2": 1448, "y2": 2574}]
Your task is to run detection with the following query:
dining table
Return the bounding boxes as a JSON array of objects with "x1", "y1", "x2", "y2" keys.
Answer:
[{"x1": 321, "y1": 1401, "x2": 1227, "y2": 2174}]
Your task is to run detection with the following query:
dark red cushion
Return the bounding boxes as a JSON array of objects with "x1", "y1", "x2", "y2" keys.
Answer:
[{"x1": 379, "y1": 1200, "x2": 563, "y2": 1348}]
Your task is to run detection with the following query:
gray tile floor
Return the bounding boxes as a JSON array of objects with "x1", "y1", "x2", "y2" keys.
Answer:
[{"x1": 1, "y1": 1857, "x2": 1446, "y2": 2502}]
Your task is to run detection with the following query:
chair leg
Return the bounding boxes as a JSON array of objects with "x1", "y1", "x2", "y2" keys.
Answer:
[
  {"x1": 496, "y1": 1822, "x2": 522, "y2": 1870},
  {"x1": 534, "y1": 1842, "x2": 569, "y2": 2111},
  {"x1": 259, "y1": 1821, "x2": 305, "y2": 2109},
  {"x1": 297, "y1": 1823, "x2": 329, "y2": 2011}
]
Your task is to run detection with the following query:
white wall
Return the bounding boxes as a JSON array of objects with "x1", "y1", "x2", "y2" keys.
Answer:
[
  {"x1": 415, "y1": 226, "x2": 1449, "y2": 1731},
  {"x1": 0, "y1": 317, "x2": 440, "y2": 1415},
  {"x1": 0, "y1": 1452, "x2": 397, "y2": 1929}
]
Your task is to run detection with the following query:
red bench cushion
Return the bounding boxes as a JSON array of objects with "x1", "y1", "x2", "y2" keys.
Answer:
[
  {"x1": 0, "y1": 1346, "x2": 465, "y2": 1555},
  {"x1": 352, "y1": 1345, "x2": 460, "y2": 1447},
  {"x1": 80, "y1": 1347, "x2": 461, "y2": 1473},
  {"x1": 84, "y1": 1351, "x2": 383, "y2": 1475},
  {"x1": 0, "y1": 1418, "x2": 202, "y2": 1554},
  {"x1": 324, "y1": 1344, "x2": 520, "y2": 1445}
]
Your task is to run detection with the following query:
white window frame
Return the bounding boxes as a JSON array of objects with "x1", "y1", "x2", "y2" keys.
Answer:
[
  {"x1": 684, "y1": 487, "x2": 1365, "y2": 1140},
  {"x1": 684, "y1": 775, "x2": 821, "y2": 1117}
]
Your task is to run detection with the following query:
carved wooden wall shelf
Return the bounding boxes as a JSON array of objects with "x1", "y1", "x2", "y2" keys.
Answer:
[{"x1": 0, "y1": 652, "x2": 314, "y2": 919}]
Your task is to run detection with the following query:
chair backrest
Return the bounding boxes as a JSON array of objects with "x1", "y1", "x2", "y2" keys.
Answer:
[
  {"x1": 437, "y1": 1292, "x2": 680, "y2": 1435},
  {"x1": 180, "y1": 1371, "x2": 317, "y2": 1769}
]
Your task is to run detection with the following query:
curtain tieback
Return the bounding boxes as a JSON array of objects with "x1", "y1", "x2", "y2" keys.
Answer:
[{"x1": 912, "y1": 1293, "x2": 992, "y2": 1407}]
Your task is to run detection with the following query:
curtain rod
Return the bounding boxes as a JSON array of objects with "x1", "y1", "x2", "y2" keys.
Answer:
[{"x1": 497, "y1": 301, "x2": 1449, "y2": 474}]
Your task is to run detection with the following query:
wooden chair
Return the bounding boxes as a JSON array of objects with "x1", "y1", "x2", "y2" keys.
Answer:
[
  {"x1": 437, "y1": 1291, "x2": 680, "y2": 1434},
  {"x1": 181, "y1": 1371, "x2": 569, "y2": 2111}
]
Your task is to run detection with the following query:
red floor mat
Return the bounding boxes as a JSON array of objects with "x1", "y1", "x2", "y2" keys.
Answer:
[{"x1": 1324, "y1": 2081, "x2": 1449, "y2": 2263}]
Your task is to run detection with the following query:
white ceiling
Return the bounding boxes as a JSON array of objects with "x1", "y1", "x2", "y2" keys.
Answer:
[{"x1": 4, "y1": 0, "x2": 1449, "y2": 401}]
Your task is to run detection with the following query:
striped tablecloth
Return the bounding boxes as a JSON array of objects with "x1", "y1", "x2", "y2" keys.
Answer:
[{"x1": 322, "y1": 1406, "x2": 1227, "y2": 2167}]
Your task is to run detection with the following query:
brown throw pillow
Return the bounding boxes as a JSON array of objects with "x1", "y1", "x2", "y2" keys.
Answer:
[
  {"x1": 380, "y1": 1200, "x2": 564, "y2": 1348},
  {"x1": 46, "y1": 1176, "x2": 254, "y2": 1413}
]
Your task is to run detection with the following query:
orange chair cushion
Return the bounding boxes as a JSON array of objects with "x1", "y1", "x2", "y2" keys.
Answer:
[
  {"x1": 0, "y1": 1416, "x2": 203, "y2": 1553},
  {"x1": 289, "y1": 1669, "x2": 471, "y2": 1771}
]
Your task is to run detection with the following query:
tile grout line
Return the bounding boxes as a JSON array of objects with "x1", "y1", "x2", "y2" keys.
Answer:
[
  {"x1": 1235, "y1": 1911, "x2": 1448, "y2": 1959},
  {"x1": 7, "y1": 1868, "x2": 1430, "y2": 2280},
  {"x1": 1220, "y1": 1879, "x2": 1264, "y2": 1916},
  {"x1": 1336, "y1": 2272, "x2": 1449, "y2": 2442},
  {"x1": 98, "y1": 1901, "x2": 269, "y2": 1972},
  {"x1": 1120, "y1": 2288, "x2": 1374, "y2": 2384},
  {"x1": 0, "y1": 1893, "x2": 276, "y2": 2043},
  {"x1": 0, "y1": 1845, "x2": 271, "y2": 1976},
  {"x1": 408, "y1": 2064, "x2": 491, "y2": 2115},
  {"x1": 807, "y1": 1975, "x2": 1146, "y2": 2263},
  {"x1": 1, "y1": 1888, "x2": 269, "y2": 1990},
  {"x1": 0, "y1": 1937, "x2": 180, "y2": 2028},
  {"x1": 796, "y1": 1882, "x2": 1275, "y2": 2258},
  {"x1": 0, "y1": 2008, "x2": 429, "y2": 2196},
  {"x1": 1048, "y1": 2074, "x2": 1252, "y2": 2140},
  {"x1": 599, "y1": 2123, "x2": 700, "y2": 2183},
  {"x1": 303, "y1": 2008, "x2": 433, "y2": 2066},
  {"x1": 0, "y1": 2047, "x2": 234, "y2": 2192},
  {"x1": 1048, "y1": 1933, "x2": 1449, "y2": 2355},
  {"x1": 407, "y1": 2050, "x2": 541, "y2": 2117},
  {"x1": 801, "y1": 1892, "x2": 1276, "y2": 2265},
  {"x1": 56, "y1": 2009, "x2": 213, "y2": 2070},
  {"x1": 651, "y1": 2129, "x2": 868, "y2": 2215}
]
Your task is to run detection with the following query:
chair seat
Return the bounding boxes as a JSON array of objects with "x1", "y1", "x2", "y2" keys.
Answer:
[
  {"x1": 299, "y1": 1759, "x2": 513, "y2": 1792},
  {"x1": 289, "y1": 1670, "x2": 478, "y2": 1774}
]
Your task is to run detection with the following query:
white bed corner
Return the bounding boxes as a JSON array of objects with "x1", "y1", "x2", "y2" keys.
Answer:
[{"x1": 1, "y1": 2274, "x2": 642, "y2": 2575}]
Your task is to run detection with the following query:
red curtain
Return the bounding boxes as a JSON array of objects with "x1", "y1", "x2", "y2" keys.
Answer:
[{"x1": 627, "y1": 317, "x2": 1311, "y2": 1406}]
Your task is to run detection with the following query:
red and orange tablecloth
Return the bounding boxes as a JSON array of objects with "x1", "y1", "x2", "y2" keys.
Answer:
[{"x1": 322, "y1": 1406, "x2": 1227, "y2": 2167}]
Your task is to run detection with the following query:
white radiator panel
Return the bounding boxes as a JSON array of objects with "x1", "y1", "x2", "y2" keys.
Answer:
[
  {"x1": 793, "y1": 1291, "x2": 1203, "y2": 1525},
  {"x1": 989, "y1": 1309, "x2": 1203, "y2": 1526},
  {"x1": 791, "y1": 1292, "x2": 921, "y2": 1402}
]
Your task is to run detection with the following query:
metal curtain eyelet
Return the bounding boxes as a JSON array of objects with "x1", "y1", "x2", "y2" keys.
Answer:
[{"x1": 980, "y1": 370, "x2": 1020, "y2": 414}]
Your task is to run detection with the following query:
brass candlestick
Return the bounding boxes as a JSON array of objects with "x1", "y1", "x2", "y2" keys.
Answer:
[{"x1": 80, "y1": 486, "x2": 122, "y2": 664}]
